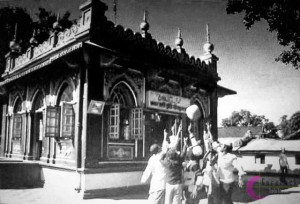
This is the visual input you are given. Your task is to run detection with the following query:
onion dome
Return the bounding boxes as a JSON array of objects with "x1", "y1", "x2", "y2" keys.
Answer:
[{"x1": 203, "y1": 24, "x2": 214, "y2": 54}]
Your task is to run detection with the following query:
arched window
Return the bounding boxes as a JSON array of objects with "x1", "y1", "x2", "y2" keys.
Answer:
[
  {"x1": 32, "y1": 91, "x2": 45, "y2": 142},
  {"x1": 13, "y1": 98, "x2": 23, "y2": 139},
  {"x1": 58, "y1": 84, "x2": 75, "y2": 138},
  {"x1": 32, "y1": 92, "x2": 44, "y2": 111},
  {"x1": 108, "y1": 82, "x2": 142, "y2": 141}
]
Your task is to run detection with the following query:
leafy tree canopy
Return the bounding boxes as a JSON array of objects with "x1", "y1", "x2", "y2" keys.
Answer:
[
  {"x1": 278, "y1": 111, "x2": 300, "y2": 139},
  {"x1": 0, "y1": 6, "x2": 74, "y2": 73},
  {"x1": 221, "y1": 109, "x2": 267, "y2": 127},
  {"x1": 226, "y1": 0, "x2": 300, "y2": 69}
]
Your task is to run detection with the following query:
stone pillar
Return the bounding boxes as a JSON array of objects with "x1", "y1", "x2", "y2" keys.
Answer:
[
  {"x1": 25, "y1": 112, "x2": 33, "y2": 160},
  {"x1": 7, "y1": 115, "x2": 13, "y2": 157},
  {"x1": 209, "y1": 88, "x2": 218, "y2": 140},
  {"x1": 0, "y1": 104, "x2": 7, "y2": 157}
]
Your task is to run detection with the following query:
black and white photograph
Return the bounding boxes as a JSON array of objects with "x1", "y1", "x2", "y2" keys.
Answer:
[{"x1": 0, "y1": 0, "x2": 299, "y2": 203}]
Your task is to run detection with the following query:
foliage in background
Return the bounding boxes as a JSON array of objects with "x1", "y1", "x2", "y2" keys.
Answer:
[
  {"x1": 226, "y1": 0, "x2": 300, "y2": 69},
  {"x1": 221, "y1": 109, "x2": 267, "y2": 127},
  {"x1": 0, "y1": 6, "x2": 74, "y2": 74}
]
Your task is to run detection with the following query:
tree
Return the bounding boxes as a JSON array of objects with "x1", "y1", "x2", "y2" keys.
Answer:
[
  {"x1": 226, "y1": 0, "x2": 300, "y2": 69},
  {"x1": 221, "y1": 109, "x2": 266, "y2": 127},
  {"x1": 278, "y1": 114, "x2": 289, "y2": 135},
  {"x1": 0, "y1": 6, "x2": 32, "y2": 73},
  {"x1": 0, "y1": 6, "x2": 74, "y2": 73},
  {"x1": 289, "y1": 111, "x2": 300, "y2": 133}
]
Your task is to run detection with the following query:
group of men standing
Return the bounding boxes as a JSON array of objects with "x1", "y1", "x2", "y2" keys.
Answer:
[{"x1": 141, "y1": 121, "x2": 246, "y2": 204}]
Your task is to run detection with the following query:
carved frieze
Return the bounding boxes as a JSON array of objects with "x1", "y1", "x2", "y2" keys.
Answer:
[{"x1": 104, "y1": 68, "x2": 143, "y2": 102}]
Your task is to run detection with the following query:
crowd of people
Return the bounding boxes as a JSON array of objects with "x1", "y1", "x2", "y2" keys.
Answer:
[{"x1": 141, "y1": 120, "x2": 246, "y2": 204}]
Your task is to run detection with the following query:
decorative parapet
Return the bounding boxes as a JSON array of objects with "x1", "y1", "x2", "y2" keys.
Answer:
[
  {"x1": 6, "y1": 21, "x2": 86, "y2": 75},
  {"x1": 3, "y1": 1, "x2": 96, "y2": 76},
  {"x1": 3, "y1": 0, "x2": 217, "y2": 82},
  {"x1": 104, "y1": 21, "x2": 213, "y2": 74}
]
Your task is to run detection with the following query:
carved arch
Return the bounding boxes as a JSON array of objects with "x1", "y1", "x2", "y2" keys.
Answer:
[
  {"x1": 109, "y1": 80, "x2": 137, "y2": 107},
  {"x1": 107, "y1": 74, "x2": 139, "y2": 106}
]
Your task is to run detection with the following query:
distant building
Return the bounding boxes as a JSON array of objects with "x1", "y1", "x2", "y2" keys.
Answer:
[
  {"x1": 218, "y1": 126, "x2": 262, "y2": 138},
  {"x1": 218, "y1": 127, "x2": 300, "y2": 174},
  {"x1": 0, "y1": 0, "x2": 235, "y2": 199},
  {"x1": 236, "y1": 139, "x2": 300, "y2": 174}
]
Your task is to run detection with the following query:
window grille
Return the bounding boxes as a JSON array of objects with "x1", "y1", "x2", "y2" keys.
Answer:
[
  {"x1": 131, "y1": 108, "x2": 143, "y2": 140},
  {"x1": 45, "y1": 106, "x2": 61, "y2": 137},
  {"x1": 61, "y1": 103, "x2": 75, "y2": 138},
  {"x1": 109, "y1": 104, "x2": 120, "y2": 139},
  {"x1": 13, "y1": 114, "x2": 22, "y2": 139}
]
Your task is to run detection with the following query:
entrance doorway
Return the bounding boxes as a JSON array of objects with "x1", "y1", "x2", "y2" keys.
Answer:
[
  {"x1": 31, "y1": 112, "x2": 43, "y2": 160},
  {"x1": 30, "y1": 91, "x2": 45, "y2": 160},
  {"x1": 149, "y1": 113, "x2": 181, "y2": 147}
]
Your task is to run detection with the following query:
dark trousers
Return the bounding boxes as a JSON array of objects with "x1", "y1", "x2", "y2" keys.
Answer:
[
  {"x1": 280, "y1": 166, "x2": 288, "y2": 183},
  {"x1": 280, "y1": 166, "x2": 288, "y2": 175},
  {"x1": 219, "y1": 182, "x2": 234, "y2": 204}
]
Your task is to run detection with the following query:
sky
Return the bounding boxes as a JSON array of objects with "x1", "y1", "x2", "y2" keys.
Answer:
[{"x1": 1, "y1": 0, "x2": 300, "y2": 126}]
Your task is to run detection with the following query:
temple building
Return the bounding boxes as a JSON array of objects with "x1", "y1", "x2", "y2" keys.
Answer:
[{"x1": 0, "y1": 0, "x2": 235, "y2": 198}]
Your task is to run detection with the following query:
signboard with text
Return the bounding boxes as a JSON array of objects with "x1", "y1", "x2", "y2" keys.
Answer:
[
  {"x1": 146, "y1": 91, "x2": 190, "y2": 113},
  {"x1": 88, "y1": 100, "x2": 105, "y2": 115}
]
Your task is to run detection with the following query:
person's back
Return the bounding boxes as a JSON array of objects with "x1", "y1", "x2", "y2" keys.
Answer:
[
  {"x1": 164, "y1": 154, "x2": 183, "y2": 185},
  {"x1": 161, "y1": 147, "x2": 186, "y2": 204},
  {"x1": 141, "y1": 144, "x2": 166, "y2": 204},
  {"x1": 149, "y1": 153, "x2": 167, "y2": 192}
]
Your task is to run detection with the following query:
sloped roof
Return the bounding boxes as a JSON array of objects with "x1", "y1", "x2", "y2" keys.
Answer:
[
  {"x1": 238, "y1": 138, "x2": 300, "y2": 152},
  {"x1": 218, "y1": 137, "x2": 300, "y2": 152},
  {"x1": 218, "y1": 126, "x2": 262, "y2": 138},
  {"x1": 217, "y1": 85, "x2": 236, "y2": 98}
]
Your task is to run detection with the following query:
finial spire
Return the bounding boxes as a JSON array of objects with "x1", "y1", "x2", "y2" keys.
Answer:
[
  {"x1": 14, "y1": 23, "x2": 18, "y2": 40},
  {"x1": 57, "y1": 12, "x2": 60, "y2": 21},
  {"x1": 30, "y1": 29, "x2": 38, "y2": 47},
  {"x1": 178, "y1": 27, "x2": 182, "y2": 39},
  {"x1": 113, "y1": 0, "x2": 118, "y2": 24},
  {"x1": 140, "y1": 9, "x2": 150, "y2": 38},
  {"x1": 175, "y1": 27, "x2": 185, "y2": 53},
  {"x1": 53, "y1": 12, "x2": 61, "y2": 31},
  {"x1": 203, "y1": 23, "x2": 214, "y2": 54},
  {"x1": 143, "y1": 9, "x2": 148, "y2": 22},
  {"x1": 9, "y1": 23, "x2": 21, "y2": 53},
  {"x1": 206, "y1": 24, "x2": 210, "y2": 43}
]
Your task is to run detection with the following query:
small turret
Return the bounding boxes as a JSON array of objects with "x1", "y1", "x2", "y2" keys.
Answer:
[
  {"x1": 9, "y1": 24, "x2": 21, "y2": 53},
  {"x1": 29, "y1": 29, "x2": 38, "y2": 47},
  {"x1": 175, "y1": 28, "x2": 185, "y2": 53},
  {"x1": 53, "y1": 12, "x2": 62, "y2": 31},
  {"x1": 203, "y1": 24, "x2": 214, "y2": 54},
  {"x1": 140, "y1": 10, "x2": 151, "y2": 38}
]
